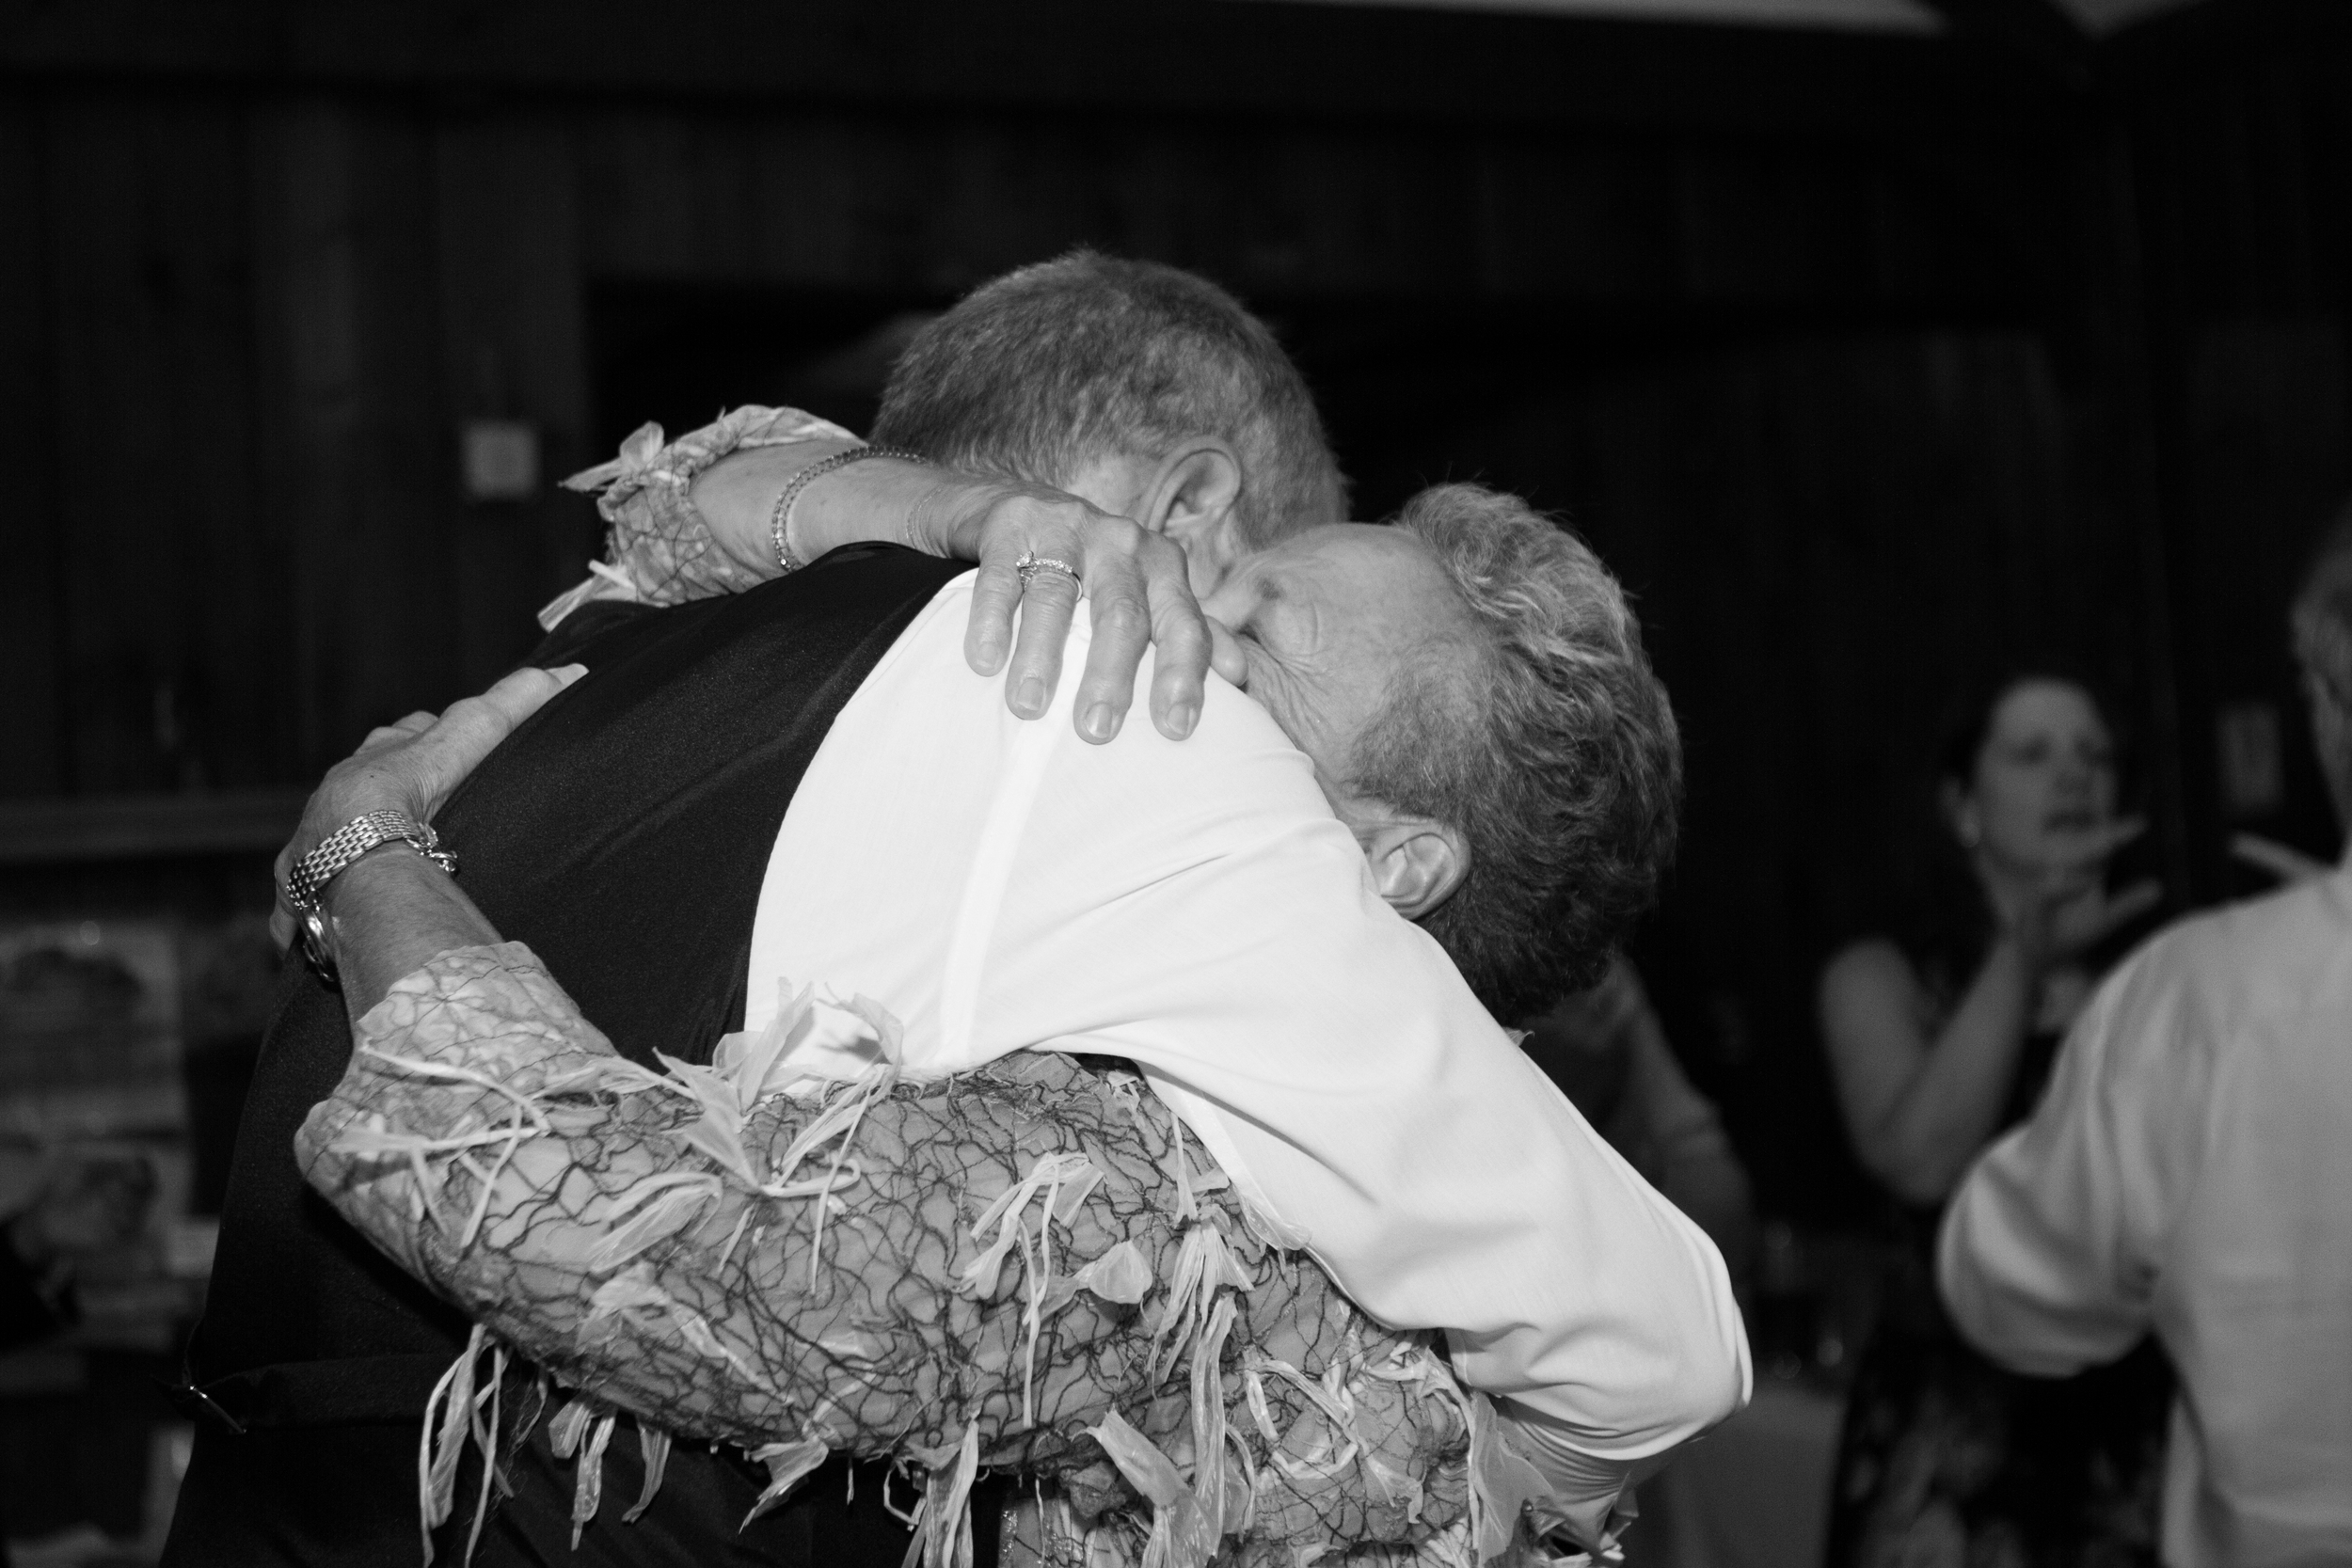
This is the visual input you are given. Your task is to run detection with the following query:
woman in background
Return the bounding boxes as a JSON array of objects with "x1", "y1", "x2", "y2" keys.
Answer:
[{"x1": 1820, "y1": 673, "x2": 2171, "y2": 1568}]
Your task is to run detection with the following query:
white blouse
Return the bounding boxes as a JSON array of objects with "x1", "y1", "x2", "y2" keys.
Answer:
[{"x1": 744, "y1": 572, "x2": 1750, "y2": 1532}]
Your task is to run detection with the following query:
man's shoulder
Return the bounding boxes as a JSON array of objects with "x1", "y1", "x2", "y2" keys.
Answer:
[
  {"x1": 2141, "y1": 866, "x2": 2346, "y2": 972},
  {"x1": 2102, "y1": 867, "x2": 2352, "y2": 1043}
]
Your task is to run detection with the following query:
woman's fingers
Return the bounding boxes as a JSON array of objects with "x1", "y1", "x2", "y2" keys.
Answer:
[
  {"x1": 1206, "y1": 618, "x2": 1248, "y2": 691},
  {"x1": 2091, "y1": 879, "x2": 2165, "y2": 942},
  {"x1": 278, "y1": 665, "x2": 588, "y2": 912},
  {"x1": 2229, "y1": 832, "x2": 2332, "y2": 885},
  {"x1": 356, "y1": 711, "x2": 437, "y2": 758},
  {"x1": 1143, "y1": 596, "x2": 1213, "y2": 741},
  {"x1": 402, "y1": 666, "x2": 587, "y2": 814},
  {"x1": 1000, "y1": 562, "x2": 1083, "y2": 721},
  {"x1": 956, "y1": 489, "x2": 1220, "y2": 741},
  {"x1": 2047, "y1": 815, "x2": 2147, "y2": 873},
  {"x1": 1073, "y1": 553, "x2": 1152, "y2": 742},
  {"x1": 964, "y1": 556, "x2": 1024, "y2": 678},
  {"x1": 1084, "y1": 532, "x2": 1210, "y2": 743}
]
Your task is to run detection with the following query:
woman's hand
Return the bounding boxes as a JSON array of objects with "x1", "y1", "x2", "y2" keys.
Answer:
[
  {"x1": 921, "y1": 480, "x2": 1248, "y2": 745},
  {"x1": 2230, "y1": 831, "x2": 2334, "y2": 886},
  {"x1": 2002, "y1": 817, "x2": 2162, "y2": 974},
  {"x1": 689, "y1": 441, "x2": 1242, "y2": 745},
  {"x1": 270, "y1": 666, "x2": 587, "y2": 949}
]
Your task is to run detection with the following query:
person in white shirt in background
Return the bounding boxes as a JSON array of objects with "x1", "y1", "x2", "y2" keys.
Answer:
[
  {"x1": 1939, "y1": 509, "x2": 2352, "y2": 1568},
  {"x1": 1518, "y1": 954, "x2": 1756, "y2": 1279}
]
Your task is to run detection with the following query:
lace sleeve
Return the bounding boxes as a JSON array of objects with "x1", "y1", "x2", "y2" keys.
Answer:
[
  {"x1": 294, "y1": 945, "x2": 1589, "y2": 1568},
  {"x1": 537, "y1": 407, "x2": 860, "y2": 631}
]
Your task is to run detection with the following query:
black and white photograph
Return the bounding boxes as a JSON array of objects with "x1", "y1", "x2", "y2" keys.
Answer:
[{"x1": 0, "y1": 2, "x2": 2344, "y2": 1565}]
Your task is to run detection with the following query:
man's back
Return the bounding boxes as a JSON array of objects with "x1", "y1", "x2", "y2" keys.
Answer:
[
  {"x1": 1942, "y1": 862, "x2": 2352, "y2": 1567},
  {"x1": 167, "y1": 546, "x2": 965, "y2": 1567},
  {"x1": 2153, "y1": 869, "x2": 2352, "y2": 1564}
]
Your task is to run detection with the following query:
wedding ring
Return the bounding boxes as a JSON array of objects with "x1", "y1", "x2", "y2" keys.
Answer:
[{"x1": 1014, "y1": 551, "x2": 1082, "y2": 589}]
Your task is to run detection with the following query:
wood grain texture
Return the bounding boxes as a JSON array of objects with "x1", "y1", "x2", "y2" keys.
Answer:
[{"x1": 0, "y1": 102, "x2": 61, "y2": 797}]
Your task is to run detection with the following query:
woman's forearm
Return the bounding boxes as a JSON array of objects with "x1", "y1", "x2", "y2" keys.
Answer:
[
  {"x1": 689, "y1": 443, "x2": 1003, "y2": 578},
  {"x1": 1867, "y1": 940, "x2": 2037, "y2": 1204},
  {"x1": 296, "y1": 944, "x2": 1476, "y2": 1561},
  {"x1": 319, "y1": 849, "x2": 505, "y2": 1036}
]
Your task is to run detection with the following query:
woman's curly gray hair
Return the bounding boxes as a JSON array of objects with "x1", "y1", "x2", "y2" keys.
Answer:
[{"x1": 1348, "y1": 484, "x2": 1683, "y2": 1022}]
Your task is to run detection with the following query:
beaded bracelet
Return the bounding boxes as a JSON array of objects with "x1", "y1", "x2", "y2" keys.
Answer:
[{"x1": 769, "y1": 446, "x2": 929, "y2": 573}]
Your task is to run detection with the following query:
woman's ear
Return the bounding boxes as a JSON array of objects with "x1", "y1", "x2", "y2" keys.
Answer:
[
  {"x1": 1941, "y1": 780, "x2": 1981, "y2": 850},
  {"x1": 1356, "y1": 814, "x2": 1470, "y2": 921},
  {"x1": 1143, "y1": 443, "x2": 1246, "y2": 592}
]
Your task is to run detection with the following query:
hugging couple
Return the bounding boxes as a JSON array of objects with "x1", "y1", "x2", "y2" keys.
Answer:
[{"x1": 165, "y1": 253, "x2": 1748, "y2": 1568}]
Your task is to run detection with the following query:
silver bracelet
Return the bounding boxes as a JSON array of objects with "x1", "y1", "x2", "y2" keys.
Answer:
[{"x1": 769, "y1": 447, "x2": 928, "y2": 573}]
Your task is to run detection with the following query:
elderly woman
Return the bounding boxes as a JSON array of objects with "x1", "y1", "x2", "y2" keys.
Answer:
[{"x1": 278, "y1": 414, "x2": 1743, "y2": 1568}]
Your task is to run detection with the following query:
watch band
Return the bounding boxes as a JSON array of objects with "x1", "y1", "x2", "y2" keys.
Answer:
[
  {"x1": 284, "y1": 810, "x2": 457, "y2": 913},
  {"x1": 284, "y1": 810, "x2": 457, "y2": 980}
]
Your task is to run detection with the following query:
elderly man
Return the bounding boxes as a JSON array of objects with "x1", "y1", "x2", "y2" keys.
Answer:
[
  {"x1": 169, "y1": 252, "x2": 1335, "y2": 1568},
  {"x1": 1939, "y1": 514, "x2": 2352, "y2": 1567}
]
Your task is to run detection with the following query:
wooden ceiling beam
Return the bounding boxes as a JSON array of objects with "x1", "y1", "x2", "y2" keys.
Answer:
[{"x1": 0, "y1": 0, "x2": 2074, "y2": 141}]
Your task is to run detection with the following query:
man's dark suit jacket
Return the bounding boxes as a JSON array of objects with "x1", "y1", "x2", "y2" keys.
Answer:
[{"x1": 162, "y1": 546, "x2": 989, "y2": 1568}]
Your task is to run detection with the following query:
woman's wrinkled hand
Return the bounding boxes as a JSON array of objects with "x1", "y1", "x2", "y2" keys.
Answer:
[
  {"x1": 269, "y1": 665, "x2": 588, "y2": 948},
  {"x1": 934, "y1": 481, "x2": 1247, "y2": 744}
]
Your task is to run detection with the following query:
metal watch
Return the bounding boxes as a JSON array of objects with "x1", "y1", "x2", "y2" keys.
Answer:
[{"x1": 283, "y1": 809, "x2": 458, "y2": 975}]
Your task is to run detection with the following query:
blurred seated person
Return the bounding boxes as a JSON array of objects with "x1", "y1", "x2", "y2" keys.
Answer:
[
  {"x1": 0, "y1": 1148, "x2": 152, "y2": 1350},
  {"x1": 1519, "y1": 955, "x2": 1754, "y2": 1277},
  {"x1": 0, "y1": 1149, "x2": 152, "y2": 1563},
  {"x1": 1817, "y1": 673, "x2": 2170, "y2": 1568},
  {"x1": 1940, "y1": 515, "x2": 2352, "y2": 1566}
]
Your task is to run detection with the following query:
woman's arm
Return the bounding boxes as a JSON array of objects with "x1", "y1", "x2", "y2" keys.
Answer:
[
  {"x1": 554, "y1": 411, "x2": 1237, "y2": 744},
  {"x1": 1819, "y1": 937, "x2": 2039, "y2": 1207}
]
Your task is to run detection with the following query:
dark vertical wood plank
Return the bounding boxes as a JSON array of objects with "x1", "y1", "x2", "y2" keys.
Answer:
[
  {"x1": 0, "y1": 101, "x2": 63, "y2": 797},
  {"x1": 42, "y1": 94, "x2": 273, "y2": 795},
  {"x1": 432, "y1": 113, "x2": 594, "y2": 685},
  {"x1": 574, "y1": 111, "x2": 759, "y2": 283},
  {"x1": 248, "y1": 99, "x2": 459, "y2": 774}
]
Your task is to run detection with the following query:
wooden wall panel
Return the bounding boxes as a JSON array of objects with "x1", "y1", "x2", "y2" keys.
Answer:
[
  {"x1": 0, "y1": 104, "x2": 60, "y2": 797},
  {"x1": 246, "y1": 101, "x2": 460, "y2": 772},
  {"x1": 43, "y1": 96, "x2": 274, "y2": 795},
  {"x1": 576, "y1": 113, "x2": 762, "y2": 284},
  {"x1": 431, "y1": 114, "x2": 596, "y2": 679}
]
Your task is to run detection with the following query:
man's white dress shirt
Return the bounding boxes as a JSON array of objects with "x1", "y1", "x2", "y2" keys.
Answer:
[
  {"x1": 741, "y1": 573, "x2": 1748, "y2": 1526},
  {"x1": 1941, "y1": 856, "x2": 2352, "y2": 1568}
]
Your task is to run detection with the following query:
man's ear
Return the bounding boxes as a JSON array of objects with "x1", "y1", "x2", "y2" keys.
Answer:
[
  {"x1": 1143, "y1": 442, "x2": 1247, "y2": 594},
  {"x1": 1355, "y1": 812, "x2": 1470, "y2": 921}
]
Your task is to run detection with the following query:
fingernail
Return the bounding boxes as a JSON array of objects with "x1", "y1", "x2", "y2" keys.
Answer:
[
  {"x1": 1168, "y1": 702, "x2": 1199, "y2": 737},
  {"x1": 1016, "y1": 676, "x2": 1047, "y2": 716},
  {"x1": 1082, "y1": 703, "x2": 1118, "y2": 741}
]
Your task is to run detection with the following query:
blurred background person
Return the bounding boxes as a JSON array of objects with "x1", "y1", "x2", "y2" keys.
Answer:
[
  {"x1": 0, "y1": 1148, "x2": 153, "y2": 1566},
  {"x1": 1818, "y1": 673, "x2": 2171, "y2": 1568},
  {"x1": 0, "y1": 1148, "x2": 153, "y2": 1354},
  {"x1": 1519, "y1": 953, "x2": 1756, "y2": 1280},
  {"x1": 1939, "y1": 514, "x2": 2352, "y2": 1568},
  {"x1": 1519, "y1": 957, "x2": 1761, "y2": 1568}
]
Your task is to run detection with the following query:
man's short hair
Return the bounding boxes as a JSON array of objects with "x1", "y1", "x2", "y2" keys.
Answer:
[
  {"x1": 869, "y1": 251, "x2": 1346, "y2": 546},
  {"x1": 2293, "y1": 504, "x2": 2352, "y2": 708},
  {"x1": 1349, "y1": 484, "x2": 1683, "y2": 1022}
]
